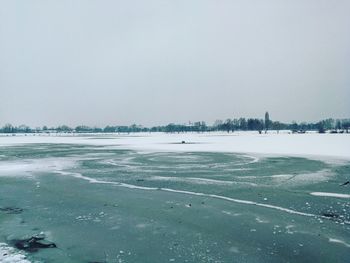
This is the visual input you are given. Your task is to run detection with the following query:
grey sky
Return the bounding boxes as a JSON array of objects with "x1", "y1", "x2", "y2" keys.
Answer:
[{"x1": 1, "y1": 0, "x2": 349, "y2": 127}]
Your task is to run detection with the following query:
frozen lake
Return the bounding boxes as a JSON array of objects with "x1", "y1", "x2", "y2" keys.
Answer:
[{"x1": 0, "y1": 133, "x2": 349, "y2": 262}]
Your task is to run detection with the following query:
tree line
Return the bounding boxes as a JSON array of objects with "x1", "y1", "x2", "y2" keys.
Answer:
[{"x1": 1, "y1": 113, "x2": 349, "y2": 134}]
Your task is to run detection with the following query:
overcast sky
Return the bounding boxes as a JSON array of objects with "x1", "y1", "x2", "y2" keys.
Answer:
[{"x1": 0, "y1": 0, "x2": 349, "y2": 127}]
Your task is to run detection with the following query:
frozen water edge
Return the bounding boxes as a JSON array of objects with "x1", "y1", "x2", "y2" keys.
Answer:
[{"x1": 0, "y1": 243, "x2": 31, "y2": 263}]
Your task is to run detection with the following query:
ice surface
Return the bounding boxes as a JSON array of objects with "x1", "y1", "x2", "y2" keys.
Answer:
[
  {"x1": 55, "y1": 170, "x2": 343, "y2": 223},
  {"x1": 0, "y1": 131, "x2": 349, "y2": 160},
  {"x1": 0, "y1": 136, "x2": 349, "y2": 262}
]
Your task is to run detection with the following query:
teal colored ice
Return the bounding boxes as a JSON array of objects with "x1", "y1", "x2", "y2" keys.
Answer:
[{"x1": 0, "y1": 143, "x2": 349, "y2": 262}]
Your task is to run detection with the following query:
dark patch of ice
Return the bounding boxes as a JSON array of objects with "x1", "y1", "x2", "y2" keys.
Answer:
[
  {"x1": 12, "y1": 234, "x2": 56, "y2": 253},
  {"x1": 0, "y1": 207, "x2": 23, "y2": 214}
]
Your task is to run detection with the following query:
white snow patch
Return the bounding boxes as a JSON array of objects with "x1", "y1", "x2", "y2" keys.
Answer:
[
  {"x1": 236, "y1": 174, "x2": 290, "y2": 179},
  {"x1": 285, "y1": 225, "x2": 295, "y2": 234},
  {"x1": 271, "y1": 170, "x2": 333, "y2": 185},
  {"x1": 0, "y1": 132, "x2": 349, "y2": 160},
  {"x1": 255, "y1": 217, "x2": 269, "y2": 223},
  {"x1": 135, "y1": 223, "x2": 148, "y2": 229},
  {"x1": 0, "y1": 158, "x2": 76, "y2": 177},
  {"x1": 236, "y1": 170, "x2": 333, "y2": 186},
  {"x1": 310, "y1": 192, "x2": 350, "y2": 199},
  {"x1": 0, "y1": 243, "x2": 31, "y2": 263}
]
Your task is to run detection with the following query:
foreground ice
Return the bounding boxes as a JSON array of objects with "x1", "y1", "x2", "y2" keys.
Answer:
[{"x1": 0, "y1": 134, "x2": 349, "y2": 262}]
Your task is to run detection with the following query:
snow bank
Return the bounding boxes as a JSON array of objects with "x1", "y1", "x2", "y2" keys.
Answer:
[
  {"x1": 0, "y1": 132, "x2": 349, "y2": 160},
  {"x1": 0, "y1": 158, "x2": 77, "y2": 177},
  {"x1": 0, "y1": 243, "x2": 31, "y2": 263}
]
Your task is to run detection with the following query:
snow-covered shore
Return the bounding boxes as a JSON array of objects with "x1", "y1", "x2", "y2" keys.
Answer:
[{"x1": 0, "y1": 131, "x2": 349, "y2": 160}]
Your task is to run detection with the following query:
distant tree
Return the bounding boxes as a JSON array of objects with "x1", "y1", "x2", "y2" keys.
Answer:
[
  {"x1": 213, "y1": 120, "x2": 223, "y2": 131},
  {"x1": 199, "y1": 121, "x2": 207, "y2": 132},
  {"x1": 291, "y1": 122, "x2": 299, "y2": 133},
  {"x1": 193, "y1": 122, "x2": 201, "y2": 132},
  {"x1": 150, "y1": 126, "x2": 158, "y2": 132},
  {"x1": 323, "y1": 118, "x2": 335, "y2": 130},
  {"x1": 223, "y1": 119, "x2": 234, "y2": 133},
  {"x1": 317, "y1": 121, "x2": 326, "y2": 133},
  {"x1": 257, "y1": 119, "x2": 264, "y2": 132},
  {"x1": 247, "y1": 119, "x2": 254, "y2": 130},
  {"x1": 104, "y1": 126, "x2": 116, "y2": 133},
  {"x1": 336, "y1": 120, "x2": 342, "y2": 130},
  {"x1": 233, "y1": 119, "x2": 239, "y2": 130},
  {"x1": 2, "y1": 124, "x2": 15, "y2": 133},
  {"x1": 342, "y1": 120, "x2": 350, "y2": 133},
  {"x1": 129, "y1": 124, "x2": 144, "y2": 132},
  {"x1": 238, "y1": 118, "x2": 248, "y2": 130},
  {"x1": 247, "y1": 119, "x2": 264, "y2": 132},
  {"x1": 75, "y1": 125, "x2": 93, "y2": 133},
  {"x1": 299, "y1": 122, "x2": 308, "y2": 132},
  {"x1": 118, "y1": 126, "x2": 126, "y2": 132},
  {"x1": 92, "y1": 127, "x2": 103, "y2": 133},
  {"x1": 17, "y1": 124, "x2": 31, "y2": 133},
  {"x1": 165, "y1": 123, "x2": 176, "y2": 133},
  {"x1": 272, "y1": 121, "x2": 284, "y2": 133},
  {"x1": 56, "y1": 125, "x2": 73, "y2": 132},
  {"x1": 264, "y1": 112, "x2": 270, "y2": 133},
  {"x1": 1, "y1": 117, "x2": 349, "y2": 134}
]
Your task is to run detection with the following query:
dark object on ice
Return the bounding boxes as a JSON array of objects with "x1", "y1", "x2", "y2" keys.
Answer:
[
  {"x1": 136, "y1": 179, "x2": 144, "y2": 182},
  {"x1": 170, "y1": 142, "x2": 202, "y2": 145},
  {"x1": 0, "y1": 207, "x2": 23, "y2": 214},
  {"x1": 322, "y1": 212, "x2": 340, "y2": 219},
  {"x1": 13, "y1": 235, "x2": 57, "y2": 252},
  {"x1": 321, "y1": 211, "x2": 350, "y2": 225},
  {"x1": 340, "y1": 181, "x2": 350, "y2": 186}
]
